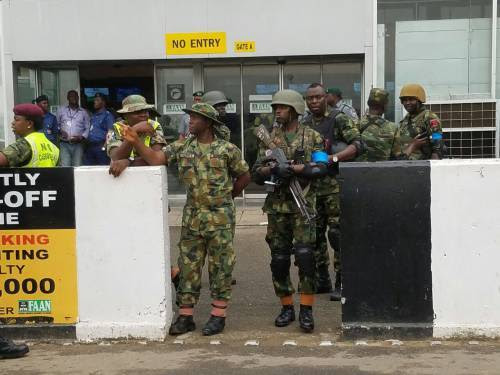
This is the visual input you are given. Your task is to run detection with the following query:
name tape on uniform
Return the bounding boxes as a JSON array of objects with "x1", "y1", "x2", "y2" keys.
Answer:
[
  {"x1": 165, "y1": 32, "x2": 226, "y2": 55},
  {"x1": 234, "y1": 41, "x2": 256, "y2": 53}
]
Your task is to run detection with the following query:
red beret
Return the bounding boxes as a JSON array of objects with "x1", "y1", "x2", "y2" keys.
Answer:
[{"x1": 13, "y1": 103, "x2": 44, "y2": 118}]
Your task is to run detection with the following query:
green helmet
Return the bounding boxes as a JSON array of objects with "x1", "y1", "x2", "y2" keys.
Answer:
[
  {"x1": 271, "y1": 89, "x2": 305, "y2": 115},
  {"x1": 367, "y1": 88, "x2": 389, "y2": 107},
  {"x1": 201, "y1": 90, "x2": 228, "y2": 106}
]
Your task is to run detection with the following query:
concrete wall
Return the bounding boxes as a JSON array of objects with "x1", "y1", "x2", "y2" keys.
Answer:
[
  {"x1": 2, "y1": 0, "x2": 372, "y2": 61},
  {"x1": 431, "y1": 159, "x2": 500, "y2": 338},
  {"x1": 74, "y1": 166, "x2": 171, "y2": 341}
]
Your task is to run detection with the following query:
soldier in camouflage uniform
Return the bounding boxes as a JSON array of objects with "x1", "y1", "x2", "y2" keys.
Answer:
[
  {"x1": 106, "y1": 95, "x2": 166, "y2": 177},
  {"x1": 356, "y1": 88, "x2": 402, "y2": 161},
  {"x1": 252, "y1": 89, "x2": 328, "y2": 333},
  {"x1": 302, "y1": 83, "x2": 362, "y2": 302},
  {"x1": 120, "y1": 103, "x2": 251, "y2": 336},
  {"x1": 399, "y1": 84, "x2": 444, "y2": 160}
]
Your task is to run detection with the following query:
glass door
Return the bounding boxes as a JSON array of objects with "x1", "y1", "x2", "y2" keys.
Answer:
[
  {"x1": 39, "y1": 69, "x2": 79, "y2": 113},
  {"x1": 322, "y1": 62, "x2": 363, "y2": 117},
  {"x1": 283, "y1": 63, "x2": 321, "y2": 96}
]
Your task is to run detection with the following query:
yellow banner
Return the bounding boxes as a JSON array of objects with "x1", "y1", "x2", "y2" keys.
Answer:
[
  {"x1": 234, "y1": 41, "x2": 256, "y2": 53},
  {"x1": 165, "y1": 32, "x2": 227, "y2": 55},
  {"x1": 0, "y1": 229, "x2": 77, "y2": 324}
]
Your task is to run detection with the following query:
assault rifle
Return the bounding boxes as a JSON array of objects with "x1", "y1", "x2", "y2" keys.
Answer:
[{"x1": 254, "y1": 125, "x2": 316, "y2": 223}]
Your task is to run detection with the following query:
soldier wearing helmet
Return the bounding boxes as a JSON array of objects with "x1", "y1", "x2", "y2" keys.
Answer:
[
  {"x1": 202, "y1": 90, "x2": 239, "y2": 146},
  {"x1": 251, "y1": 89, "x2": 327, "y2": 333},
  {"x1": 302, "y1": 83, "x2": 362, "y2": 302},
  {"x1": 399, "y1": 84, "x2": 444, "y2": 159}
]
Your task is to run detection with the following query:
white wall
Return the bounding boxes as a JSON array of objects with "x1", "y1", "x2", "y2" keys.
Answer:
[
  {"x1": 2, "y1": 0, "x2": 372, "y2": 61},
  {"x1": 75, "y1": 166, "x2": 172, "y2": 341},
  {"x1": 431, "y1": 159, "x2": 500, "y2": 338}
]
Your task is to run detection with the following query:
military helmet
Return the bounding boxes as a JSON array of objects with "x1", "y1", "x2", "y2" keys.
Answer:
[
  {"x1": 271, "y1": 89, "x2": 305, "y2": 115},
  {"x1": 182, "y1": 103, "x2": 224, "y2": 125},
  {"x1": 399, "y1": 84, "x2": 426, "y2": 103},
  {"x1": 201, "y1": 90, "x2": 228, "y2": 107},
  {"x1": 367, "y1": 88, "x2": 389, "y2": 107}
]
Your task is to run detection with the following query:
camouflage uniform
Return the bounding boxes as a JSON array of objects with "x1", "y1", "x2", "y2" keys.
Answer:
[
  {"x1": 106, "y1": 119, "x2": 166, "y2": 157},
  {"x1": 165, "y1": 130, "x2": 249, "y2": 306},
  {"x1": 0, "y1": 138, "x2": 32, "y2": 166},
  {"x1": 301, "y1": 111, "x2": 361, "y2": 277},
  {"x1": 252, "y1": 122, "x2": 323, "y2": 297},
  {"x1": 399, "y1": 107, "x2": 443, "y2": 160},
  {"x1": 356, "y1": 89, "x2": 402, "y2": 162}
]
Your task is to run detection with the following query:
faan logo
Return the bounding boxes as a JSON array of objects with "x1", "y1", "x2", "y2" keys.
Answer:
[{"x1": 18, "y1": 300, "x2": 51, "y2": 314}]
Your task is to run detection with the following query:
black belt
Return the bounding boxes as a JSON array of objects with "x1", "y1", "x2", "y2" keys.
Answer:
[{"x1": 60, "y1": 139, "x2": 83, "y2": 144}]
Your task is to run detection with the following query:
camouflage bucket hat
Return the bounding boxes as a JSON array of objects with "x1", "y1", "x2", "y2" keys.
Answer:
[
  {"x1": 368, "y1": 88, "x2": 389, "y2": 106},
  {"x1": 117, "y1": 95, "x2": 155, "y2": 114},
  {"x1": 183, "y1": 103, "x2": 224, "y2": 126}
]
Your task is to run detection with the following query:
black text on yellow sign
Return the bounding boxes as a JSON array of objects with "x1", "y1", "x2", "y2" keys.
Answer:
[
  {"x1": 234, "y1": 41, "x2": 256, "y2": 53},
  {"x1": 165, "y1": 32, "x2": 227, "y2": 55}
]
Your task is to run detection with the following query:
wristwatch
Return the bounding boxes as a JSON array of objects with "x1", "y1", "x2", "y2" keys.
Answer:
[{"x1": 331, "y1": 155, "x2": 339, "y2": 163}]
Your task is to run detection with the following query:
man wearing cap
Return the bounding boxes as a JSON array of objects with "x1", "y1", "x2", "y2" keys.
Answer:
[
  {"x1": 399, "y1": 84, "x2": 444, "y2": 160},
  {"x1": 326, "y1": 87, "x2": 359, "y2": 121},
  {"x1": 84, "y1": 93, "x2": 114, "y2": 165},
  {"x1": 356, "y1": 88, "x2": 404, "y2": 161},
  {"x1": 119, "y1": 103, "x2": 251, "y2": 336},
  {"x1": 56, "y1": 90, "x2": 90, "y2": 166},
  {"x1": 179, "y1": 91, "x2": 203, "y2": 140},
  {"x1": 0, "y1": 104, "x2": 59, "y2": 167},
  {"x1": 35, "y1": 94, "x2": 58, "y2": 145},
  {"x1": 303, "y1": 83, "x2": 362, "y2": 302},
  {"x1": 106, "y1": 94, "x2": 166, "y2": 177}
]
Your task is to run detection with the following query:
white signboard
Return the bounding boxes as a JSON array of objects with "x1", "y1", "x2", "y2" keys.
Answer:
[
  {"x1": 163, "y1": 103, "x2": 186, "y2": 115},
  {"x1": 250, "y1": 102, "x2": 272, "y2": 114},
  {"x1": 225, "y1": 103, "x2": 237, "y2": 114}
]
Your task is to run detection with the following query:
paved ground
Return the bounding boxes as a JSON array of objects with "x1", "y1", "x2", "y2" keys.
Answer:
[{"x1": 2, "y1": 213, "x2": 500, "y2": 373}]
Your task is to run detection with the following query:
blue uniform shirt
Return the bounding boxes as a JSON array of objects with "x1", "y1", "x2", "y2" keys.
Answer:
[
  {"x1": 40, "y1": 112, "x2": 59, "y2": 144},
  {"x1": 88, "y1": 109, "x2": 114, "y2": 143}
]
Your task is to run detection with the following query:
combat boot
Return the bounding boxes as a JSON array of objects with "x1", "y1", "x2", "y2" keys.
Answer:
[
  {"x1": 0, "y1": 336, "x2": 29, "y2": 359},
  {"x1": 274, "y1": 305, "x2": 295, "y2": 327},
  {"x1": 299, "y1": 305, "x2": 314, "y2": 333},
  {"x1": 202, "y1": 315, "x2": 225, "y2": 336},
  {"x1": 316, "y1": 265, "x2": 333, "y2": 294},
  {"x1": 330, "y1": 271, "x2": 341, "y2": 301},
  {"x1": 169, "y1": 315, "x2": 195, "y2": 336}
]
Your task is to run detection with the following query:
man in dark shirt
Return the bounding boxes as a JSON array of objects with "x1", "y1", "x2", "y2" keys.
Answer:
[
  {"x1": 84, "y1": 93, "x2": 114, "y2": 165},
  {"x1": 35, "y1": 95, "x2": 58, "y2": 145}
]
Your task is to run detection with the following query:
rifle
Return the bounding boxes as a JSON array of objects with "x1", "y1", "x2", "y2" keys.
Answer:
[{"x1": 254, "y1": 125, "x2": 316, "y2": 223}]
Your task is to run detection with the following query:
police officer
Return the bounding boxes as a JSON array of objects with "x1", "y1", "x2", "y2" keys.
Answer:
[
  {"x1": 356, "y1": 88, "x2": 402, "y2": 161},
  {"x1": 399, "y1": 84, "x2": 444, "y2": 160},
  {"x1": 252, "y1": 89, "x2": 327, "y2": 333},
  {"x1": 0, "y1": 104, "x2": 59, "y2": 167},
  {"x1": 202, "y1": 90, "x2": 237, "y2": 144},
  {"x1": 84, "y1": 93, "x2": 114, "y2": 165},
  {"x1": 106, "y1": 95, "x2": 166, "y2": 177},
  {"x1": 34, "y1": 94, "x2": 58, "y2": 146},
  {"x1": 120, "y1": 103, "x2": 251, "y2": 336},
  {"x1": 303, "y1": 84, "x2": 362, "y2": 302},
  {"x1": 0, "y1": 336, "x2": 29, "y2": 359},
  {"x1": 326, "y1": 87, "x2": 359, "y2": 121}
]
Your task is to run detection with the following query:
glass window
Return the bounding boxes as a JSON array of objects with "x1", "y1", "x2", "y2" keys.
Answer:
[
  {"x1": 322, "y1": 62, "x2": 363, "y2": 116},
  {"x1": 15, "y1": 66, "x2": 37, "y2": 104},
  {"x1": 40, "y1": 69, "x2": 79, "y2": 113},
  {"x1": 283, "y1": 64, "x2": 321, "y2": 96},
  {"x1": 378, "y1": 0, "x2": 493, "y2": 122}
]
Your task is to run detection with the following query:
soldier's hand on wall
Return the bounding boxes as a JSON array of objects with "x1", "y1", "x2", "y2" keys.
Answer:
[{"x1": 109, "y1": 159, "x2": 131, "y2": 178}]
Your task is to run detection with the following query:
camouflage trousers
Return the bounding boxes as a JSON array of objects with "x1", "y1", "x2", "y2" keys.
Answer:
[
  {"x1": 265, "y1": 213, "x2": 316, "y2": 297},
  {"x1": 315, "y1": 193, "x2": 341, "y2": 274},
  {"x1": 176, "y1": 225, "x2": 235, "y2": 306}
]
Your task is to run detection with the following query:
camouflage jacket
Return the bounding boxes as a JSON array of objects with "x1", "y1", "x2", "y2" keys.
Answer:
[
  {"x1": 252, "y1": 122, "x2": 323, "y2": 214},
  {"x1": 399, "y1": 108, "x2": 443, "y2": 160},
  {"x1": 164, "y1": 135, "x2": 249, "y2": 231},
  {"x1": 301, "y1": 111, "x2": 360, "y2": 196},
  {"x1": 0, "y1": 137, "x2": 32, "y2": 167},
  {"x1": 106, "y1": 119, "x2": 166, "y2": 158},
  {"x1": 356, "y1": 114, "x2": 401, "y2": 161}
]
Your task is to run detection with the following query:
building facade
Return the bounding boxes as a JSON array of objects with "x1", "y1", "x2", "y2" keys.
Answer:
[{"x1": 0, "y1": 0, "x2": 498, "y2": 195}]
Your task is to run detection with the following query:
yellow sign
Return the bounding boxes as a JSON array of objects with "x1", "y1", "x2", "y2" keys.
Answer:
[
  {"x1": 0, "y1": 229, "x2": 78, "y2": 324},
  {"x1": 166, "y1": 32, "x2": 226, "y2": 55},
  {"x1": 234, "y1": 41, "x2": 256, "y2": 53}
]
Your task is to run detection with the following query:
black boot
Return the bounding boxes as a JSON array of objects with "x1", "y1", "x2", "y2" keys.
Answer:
[
  {"x1": 169, "y1": 315, "x2": 195, "y2": 336},
  {"x1": 274, "y1": 305, "x2": 295, "y2": 327},
  {"x1": 316, "y1": 265, "x2": 333, "y2": 294},
  {"x1": 0, "y1": 336, "x2": 29, "y2": 359},
  {"x1": 202, "y1": 315, "x2": 226, "y2": 336},
  {"x1": 299, "y1": 305, "x2": 314, "y2": 333},
  {"x1": 330, "y1": 271, "x2": 341, "y2": 301}
]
